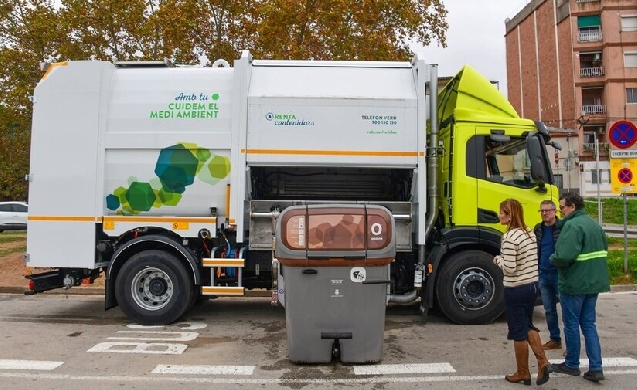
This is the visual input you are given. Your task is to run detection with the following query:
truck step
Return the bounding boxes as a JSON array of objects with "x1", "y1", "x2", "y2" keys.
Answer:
[
  {"x1": 201, "y1": 286, "x2": 245, "y2": 296},
  {"x1": 202, "y1": 258, "x2": 245, "y2": 267}
]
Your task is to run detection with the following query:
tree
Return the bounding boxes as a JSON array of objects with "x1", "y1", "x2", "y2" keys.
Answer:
[
  {"x1": 252, "y1": 0, "x2": 447, "y2": 61},
  {"x1": 0, "y1": 0, "x2": 60, "y2": 200},
  {"x1": 57, "y1": 0, "x2": 156, "y2": 61}
]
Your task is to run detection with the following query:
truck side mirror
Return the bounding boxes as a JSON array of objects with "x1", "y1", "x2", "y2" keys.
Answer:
[{"x1": 526, "y1": 132, "x2": 548, "y2": 193}]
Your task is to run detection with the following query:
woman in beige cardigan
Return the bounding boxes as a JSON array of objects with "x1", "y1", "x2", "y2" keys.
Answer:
[{"x1": 493, "y1": 198, "x2": 550, "y2": 386}]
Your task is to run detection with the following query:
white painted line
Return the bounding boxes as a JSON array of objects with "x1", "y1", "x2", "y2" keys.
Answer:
[
  {"x1": 87, "y1": 342, "x2": 187, "y2": 354},
  {"x1": 354, "y1": 363, "x2": 455, "y2": 375},
  {"x1": 549, "y1": 357, "x2": 637, "y2": 367},
  {"x1": 152, "y1": 365, "x2": 255, "y2": 375},
  {"x1": 1, "y1": 369, "x2": 637, "y2": 384},
  {"x1": 0, "y1": 359, "x2": 63, "y2": 371},
  {"x1": 108, "y1": 331, "x2": 199, "y2": 342}
]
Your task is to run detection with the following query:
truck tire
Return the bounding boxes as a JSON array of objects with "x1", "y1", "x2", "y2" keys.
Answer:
[
  {"x1": 435, "y1": 250, "x2": 504, "y2": 325},
  {"x1": 115, "y1": 250, "x2": 194, "y2": 325}
]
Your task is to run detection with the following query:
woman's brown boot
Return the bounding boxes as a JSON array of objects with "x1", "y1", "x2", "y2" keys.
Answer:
[
  {"x1": 527, "y1": 329, "x2": 550, "y2": 385},
  {"x1": 505, "y1": 341, "x2": 531, "y2": 385}
]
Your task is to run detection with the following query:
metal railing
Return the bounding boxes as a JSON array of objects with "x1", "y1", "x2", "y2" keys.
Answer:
[
  {"x1": 576, "y1": 0, "x2": 600, "y2": 3},
  {"x1": 583, "y1": 142, "x2": 609, "y2": 153},
  {"x1": 581, "y1": 105, "x2": 606, "y2": 115},
  {"x1": 578, "y1": 30, "x2": 602, "y2": 42},
  {"x1": 580, "y1": 67, "x2": 604, "y2": 78}
]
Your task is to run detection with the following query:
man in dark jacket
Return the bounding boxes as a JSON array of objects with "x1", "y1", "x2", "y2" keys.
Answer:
[
  {"x1": 549, "y1": 192, "x2": 610, "y2": 382},
  {"x1": 534, "y1": 200, "x2": 561, "y2": 350}
]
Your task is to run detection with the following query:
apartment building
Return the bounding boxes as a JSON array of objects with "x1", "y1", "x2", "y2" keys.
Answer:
[{"x1": 505, "y1": 0, "x2": 637, "y2": 196}]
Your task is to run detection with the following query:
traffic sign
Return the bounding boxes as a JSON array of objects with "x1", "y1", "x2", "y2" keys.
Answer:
[
  {"x1": 610, "y1": 149, "x2": 637, "y2": 159},
  {"x1": 618, "y1": 168, "x2": 632, "y2": 184},
  {"x1": 609, "y1": 120, "x2": 637, "y2": 149},
  {"x1": 611, "y1": 159, "x2": 637, "y2": 194}
]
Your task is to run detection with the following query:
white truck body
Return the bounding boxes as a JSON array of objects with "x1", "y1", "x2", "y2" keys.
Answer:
[{"x1": 28, "y1": 52, "x2": 431, "y2": 269}]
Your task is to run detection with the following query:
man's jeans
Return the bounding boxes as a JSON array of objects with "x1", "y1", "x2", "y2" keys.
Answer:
[
  {"x1": 539, "y1": 272, "x2": 561, "y2": 343},
  {"x1": 560, "y1": 293, "x2": 603, "y2": 371}
]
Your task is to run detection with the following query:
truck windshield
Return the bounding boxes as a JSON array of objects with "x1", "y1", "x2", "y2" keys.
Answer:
[{"x1": 485, "y1": 138, "x2": 534, "y2": 188}]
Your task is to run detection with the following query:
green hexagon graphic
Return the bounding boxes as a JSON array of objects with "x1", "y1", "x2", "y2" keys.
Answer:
[
  {"x1": 126, "y1": 182, "x2": 156, "y2": 212},
  {"x1": 106, "y1": 142, "x2": 230, "y2": 214},
  {"x1": 209, "y1": 155, "x2": 231, "y2": 178}
]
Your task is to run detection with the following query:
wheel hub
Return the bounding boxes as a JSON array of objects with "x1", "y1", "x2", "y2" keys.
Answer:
[
  {"x1": 131, "y1": 267, "x2": 174, "y2": 311},
  {"x1": 452, "y1": 267, "x2": 494, "y2": 310}
]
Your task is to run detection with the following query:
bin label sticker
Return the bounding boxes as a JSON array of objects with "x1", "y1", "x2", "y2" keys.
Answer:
[{"x1": 351, "y1": 267, "x2": 366, "y2": 283}]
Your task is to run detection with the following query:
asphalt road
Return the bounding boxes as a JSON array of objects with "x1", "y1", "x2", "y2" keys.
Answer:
[{"x1": 0, "y1": 291, "x2": 636, "y2": 390}]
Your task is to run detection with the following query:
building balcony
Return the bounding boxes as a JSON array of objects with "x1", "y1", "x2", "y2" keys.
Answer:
[
  {"x1": 578, "y1": 30, "x2": 602, "y2": 43},
  {"x1": 580, "y1": 67, "x2": 604, "y2": 78},
  {"x1": 581, "y1": 105, "x2": 606, "y2": 115},
  {"x1": 582, "y1": 142, "x2": 609, "y2": 157}
]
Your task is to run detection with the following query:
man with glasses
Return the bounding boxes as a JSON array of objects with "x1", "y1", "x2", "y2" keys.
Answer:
[
  {"x1": 549, "y1": 192, "x2": 610, "y2": 382},
  {"x1": 533, "y1": 200, "x2": 562, "y2": 351}
]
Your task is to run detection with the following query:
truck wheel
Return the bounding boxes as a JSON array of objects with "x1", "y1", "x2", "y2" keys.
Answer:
[
  {"x1": 435, "y1": 250, "x2": 504, "y2": 325},
  {"x1": 115, "y1": 250, "x2": 193, "y2": 325}
]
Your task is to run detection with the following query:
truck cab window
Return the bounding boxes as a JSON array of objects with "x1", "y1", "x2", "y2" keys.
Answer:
[
  {"x1": 485, "y1": 138, "x2": 534, "y2": 188},
  {"x1": 467, "y1": 136, "x2": 534, "y2": 188}
]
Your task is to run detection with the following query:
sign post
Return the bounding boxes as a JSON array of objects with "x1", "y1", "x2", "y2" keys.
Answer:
[{"x1": 608, "y1": 120, "x2": 637, "y2": 275}]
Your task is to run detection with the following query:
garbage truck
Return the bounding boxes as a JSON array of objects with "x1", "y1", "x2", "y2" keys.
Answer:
[{"x1": 25, "y1": 50, "x2": 560, "y2": 326}]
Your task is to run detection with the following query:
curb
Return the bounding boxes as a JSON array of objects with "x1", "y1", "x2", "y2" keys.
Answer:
[{"x1": 609, "y1": 284, "x2": 637, "y2": 293}]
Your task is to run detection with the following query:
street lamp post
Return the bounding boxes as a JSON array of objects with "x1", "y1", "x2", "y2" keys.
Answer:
[{"x1": 594, "y1": 130, "x2": 602, "y2": 223}]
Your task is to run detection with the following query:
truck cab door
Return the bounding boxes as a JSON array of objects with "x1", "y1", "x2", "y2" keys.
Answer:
[{"x1": 473, "y1": 131, "x2": 552, "y2": 231}]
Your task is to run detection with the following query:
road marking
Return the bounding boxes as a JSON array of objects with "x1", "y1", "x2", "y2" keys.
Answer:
[
  {"x1": 127, "y1": 322, "x2": 208, "y2": 330},
  {"x1": 354, "y1": 363, "x2": 455, "y2": 375},
  {"x1": 87, "y1": 342, "x2": 187, "y2": 354},
  {"x1": 108, "y1": 331, "x2": 199, "y2": 342},
  {"x1": 152, "y1": 365, "x2": 255, "y2": 375},
  {"x1": 1, "y1": 369, "x2": 637, "y2": 384},
  {"x1": 549, "y1": 357, "x2": 637, "y2": 367},
  {"x1": 0, "y1": 359, "x2": 63, "y2": 371}
]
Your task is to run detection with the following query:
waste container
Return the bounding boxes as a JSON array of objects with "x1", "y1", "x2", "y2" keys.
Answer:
[{"x1": 275, "y1": 204, "x2": 396, "y2": 363}]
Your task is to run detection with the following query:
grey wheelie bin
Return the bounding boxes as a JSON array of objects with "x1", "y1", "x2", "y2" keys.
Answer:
[{"x1": 275, "y1": 204, "x2": 396, "y2": 363}]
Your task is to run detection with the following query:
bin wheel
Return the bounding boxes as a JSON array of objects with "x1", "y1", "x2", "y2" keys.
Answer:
[
  {"x1": 115, "y1": 250, "x2": 193, "y2": 325},
  {"x1": 435, "y1": 250, "x2": 504, "y2": 325},
  {"x1": 332, "y1": 340, "x2": 340, "y2": 361}
]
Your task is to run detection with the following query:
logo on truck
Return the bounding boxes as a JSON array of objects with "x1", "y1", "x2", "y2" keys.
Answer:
[
  {"x1": 105, "y1": 142, "x2": 230, "y2": 215},
  {"x1": 265, "y1": 112, "x2": 315, "y2": 126},
  {"x1": 150, "y1": 93, "x2": 220, "y2": 119}
]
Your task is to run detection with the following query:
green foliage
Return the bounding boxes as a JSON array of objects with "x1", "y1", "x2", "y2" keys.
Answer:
[
  {"x1": 0, "y1": 231, "x2": 26, "y2": 244},
  {"x1": 584, "y1": 197, "x2": 637, "y2": 225},
  {"x1": 607, "y1": 249, "x2": 637, "y2": 285},
  {"x1": 606, "y1": 237, "x2": 637, "y2": 247},
  {"x1": 0, "y1": 1, "x2": 448, "y2": 200}
]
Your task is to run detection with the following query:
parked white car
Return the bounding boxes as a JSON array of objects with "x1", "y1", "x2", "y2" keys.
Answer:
[{"x1": 0, "y1": 201, "x2": 28, "y2": 232}]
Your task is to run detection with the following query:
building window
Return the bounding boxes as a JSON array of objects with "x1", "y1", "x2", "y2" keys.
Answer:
[
  {"x1": 578, "y1": 15, "x2": 602, "y2": 42},
  {"x1": 579, "y1": 51, "x2": 604, "y2": 77},
  {"x1": 553, "y1": 174, "x2": 564, "y2": 190},
  {"x1": 621, "y1": 16, "x2": 637, "y2": 32},
  {"x1": 591, "y1": 169, "x2": 610, "y2": 185},
  {"x1": 628, "y1": 88, "x2": 637, "y2": 104},
  {"x1": 626, "y1": 52, "x2": 637, "y2": 68}
]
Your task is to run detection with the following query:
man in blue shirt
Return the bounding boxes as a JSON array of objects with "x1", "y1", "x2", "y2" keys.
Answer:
[{"x1": 533, "y1": 200, "x2": 562, "y2": 350}]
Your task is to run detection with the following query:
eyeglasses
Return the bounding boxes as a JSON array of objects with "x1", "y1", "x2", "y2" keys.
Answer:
[
  {"x1": 539, "y1": 209, "x2": 555, "y2": 213},
  {"x1": 559, "y1": 205, "x2": 567, "y2": 210}
]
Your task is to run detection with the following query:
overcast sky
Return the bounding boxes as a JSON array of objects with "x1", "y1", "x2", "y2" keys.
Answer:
[{"x1": 412, "y1": 0, "x2": 530, "y2": 97}]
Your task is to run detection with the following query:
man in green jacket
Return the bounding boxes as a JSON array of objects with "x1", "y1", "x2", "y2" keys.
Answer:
[{"x1": 549, "y1": 192, "x2": 609, "y2": 382}]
